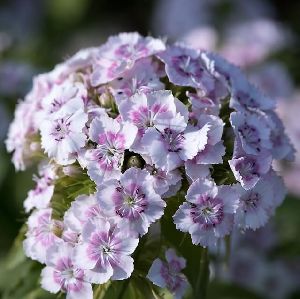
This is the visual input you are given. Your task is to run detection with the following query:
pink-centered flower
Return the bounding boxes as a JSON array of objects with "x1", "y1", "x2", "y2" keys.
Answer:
[
  {"x1": 234, "y1": 178, "x2": 274, "y2": 230},
  {"x1": 141, "y1": 114, "x2": 209, "y2": 171},
  {"x1": 73, "y1": 218, "x2": 139, "y2": 283},
  {"x1": 40, "y1": 98, "x2": 88, "y2": 165},
  {"x1": 230, "y1": 111, "x2": 271, "y2": 155},
  {"x1": 229, "y1": 140, "x2": 272, "y2": 190},
  {"x1": 23, "y1": 208, "x2": 63, "y2": 263},
  {"x1": 41, "y1": 80, "x2": 87, "y2": 116},
  {"x1": 24, "y1": 164, "x2": 56, "y2": 212},
  {"x1": 157, "y1": 45, "x2": 215, "y2": 91},
  {"x1": 41, "y1": 242, "x2": 92, "y2": 299},
  {"x1": 85, "y1": 115, "x2": 137, "y2": 184},
  {"x1": 119, "y1": 90, "x2": 180, "y2": 138},
  {"x1": 91, "y1": 32, "x2": 165, "y2": 86},
  {"x1": 144, "y1": 156, "x2": 182, "y2": 197},
  {"x1": 147, "y1": 248, "x2": 188, "y2": 299},
  {"x1": 109, "y1": 58, "x2": 164, "y2": 104},
  {"x1": 173, "y1": 179, "x2": 239, "y2": 247},
  {"x1": 64, "y1": 194, "x2": 110, "y2": 233},
  {"x1": 97, "y1": 167, "x2": 166, "y2": 236}
]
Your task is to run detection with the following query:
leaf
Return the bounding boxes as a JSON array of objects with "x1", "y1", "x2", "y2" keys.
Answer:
[
  {"x1": 0, "y1": 226, "x2": 55, "y2": 299},
  {"x1": 51, "y1": 172, "x2": 96, "y2": 220},
  {"x1": 272, "y1": 196, "x2": 300, "y2": 258},
  {"x1": 4, "y1": 224, "x2": 27, "y2": 270}
]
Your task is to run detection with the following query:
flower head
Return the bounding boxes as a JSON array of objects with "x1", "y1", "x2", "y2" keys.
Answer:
[
  {"x1": 141, "y1": 114, "x2": 209, "y2": 171},
  {"x1": 230, "y1": 111, "x2": 271, "y2": 155},
  {"x1": 173, "y1": 179, "x2": 239, "y2": 247},
  {"x1": 97, "y1": 167, "x2": 166, "y2": 236},
  {"x1": 234, "y1": 178, "x2": 274, "y2": 230},
  {"x1": 91, "y1": 32, "x2": 165, "y2": 86},
  {"x1": 24, "y1": 208, "x2": 63, "y2": 263},
  {"x1": 5, "y1": 31, "x2": 292, "y2": 298},
  {"x1": 147, "y1": 248, "x2": 188, "y2": 299},
  {"x1": 40, "y1": 99, "x2": 88, "y2": 165},
  {"x1": 41, "y1": 242, "x2": 93, "y2": 299},
  {"x1": 85, "y1": 115, "x2": 137, "y2": 184},
  {"x1": 157, "y1": 45, "x2": 215, "y2": 91},
  {"x1": 73, "y1": 218, "x2": 139, "y2": 283}
]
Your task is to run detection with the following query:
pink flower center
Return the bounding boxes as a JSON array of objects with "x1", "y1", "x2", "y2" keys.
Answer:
[
  {"x1": 52, "y1": 118, "x2": 71, "y2": 141},
  {"x1": 172, "y1": 55, "x2": 204, "y2": 78},
  {"x1": 162, "y1": 128, "x2": 185, "y2": 152},
  {"x1": 238, "y1": 123, "x2": 261, "y2": 151},
  {"x1": 235, "y1": 158, "x2": 258, "y2": 181},
  {"x1": 114, "y1": 184, "x2": 148, "y2": 220},
  {"x1": 243, "y1": 192, "x2": 260, "y2": 212},
  {"x1": 190, "y1": 196, "x2": 224, "y2": 228}
]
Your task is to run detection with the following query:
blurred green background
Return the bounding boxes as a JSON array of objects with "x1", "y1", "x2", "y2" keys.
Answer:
[{"x1": 0, "y1": 0, "x2": 300, "y2": 298}]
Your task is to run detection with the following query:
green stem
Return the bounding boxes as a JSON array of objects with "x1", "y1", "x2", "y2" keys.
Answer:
[
  {"x1": 93, "y1": 282, "x2": 111, "y2": 299},
  {"x1": 117, "y1": 279, "x2": 131, "y2": 299},
  {"x1": 195, "y1": 247, "x2": 210, "y2": 299}
]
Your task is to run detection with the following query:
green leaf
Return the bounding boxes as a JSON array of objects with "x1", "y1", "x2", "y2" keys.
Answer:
[
  {"x1": 0, "y1": 226, "x2": 55, "y2": 299},
  {"x1": 51, "y1": 171, "x2": 96, "y2": 220}
]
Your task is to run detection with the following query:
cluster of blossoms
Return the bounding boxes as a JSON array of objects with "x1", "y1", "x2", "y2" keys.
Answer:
[{"x1": 6, "y1": 32, "x2": 293, "y2": 298}]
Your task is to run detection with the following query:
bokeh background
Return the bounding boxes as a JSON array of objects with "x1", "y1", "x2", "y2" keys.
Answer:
[{"x1": 0, "y1": 0, "x2": 300, "y2": 298}]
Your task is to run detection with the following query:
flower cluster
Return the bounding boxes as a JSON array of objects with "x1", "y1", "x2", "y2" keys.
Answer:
[{"x1": 6, "y1": 32, "x2": 292, "y2": 299}]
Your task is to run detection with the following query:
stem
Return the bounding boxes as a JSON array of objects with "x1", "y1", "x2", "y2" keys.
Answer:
[
  {"x1": 93, "y1": 282, "x2": 111, "y2": 299},
  {"x1": 195, "y1": 247, "x2": 210, "y2": 299},
  {"x1": 117, "y1": 279, "x2": 131, "y2": 299}
]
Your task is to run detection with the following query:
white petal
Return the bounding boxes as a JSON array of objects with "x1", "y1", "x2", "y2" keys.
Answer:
[
  {"x1": 40, "y1": 266, "x2": 61, "y2": 293},
  {"x1": 67, "y1": 281, "x2": 93, "y2": 299},
  {"x1": 73, "y1": 243, "x2": 98, "y2": 270},
  {"x1": 147, "y1": 259, "x2": 166, "y2": 288},
  {"x1": 111, "y1": 255, "x2": 134, "y2": 280}
]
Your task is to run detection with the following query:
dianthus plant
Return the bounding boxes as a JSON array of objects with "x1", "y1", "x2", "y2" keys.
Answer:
[{"x1": 6, "y1": 32, "x2": 293, "y2": 299}]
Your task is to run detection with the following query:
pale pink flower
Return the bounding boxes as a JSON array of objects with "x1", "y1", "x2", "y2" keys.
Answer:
[
  {"x1": 91, "y1": 32, "x2": 165, "y2": 86},
  {"x1": 24, "y1": 164, "x2": 57, "y2": 212},
  {"x1": 40, "y1": 98, "x2": 88, "y2": 165},
  {"x1": 85, "y1": 115, "x2": 137, "y2": 184},
  {"x1": 109, "y1": 58, "x2": 164, "y2": 104},
  {"x1": 73, "y1": 218, "x2": 139, "y2": 283},
  {"x1": 97, "y1": 167, "x2": 166, "y2": 236},
  {"x1": 173, "y1": 179, "x2": 239, "y2": 247},
  {"x1": 147, "y1": 248, "x2": 188, "y2": 299},
  {"x1": 41, "y1": 242, "x2": 93, "y2": 299},
  {"x1": 23, "y1": 208, "x2": 63, "y2": 263},
  {"x1": 141, "y1": 114, "x2": 209, "y2": 171},
  {"x1": 157, "y1": 45, "x2": 215, "y2": 91}
]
